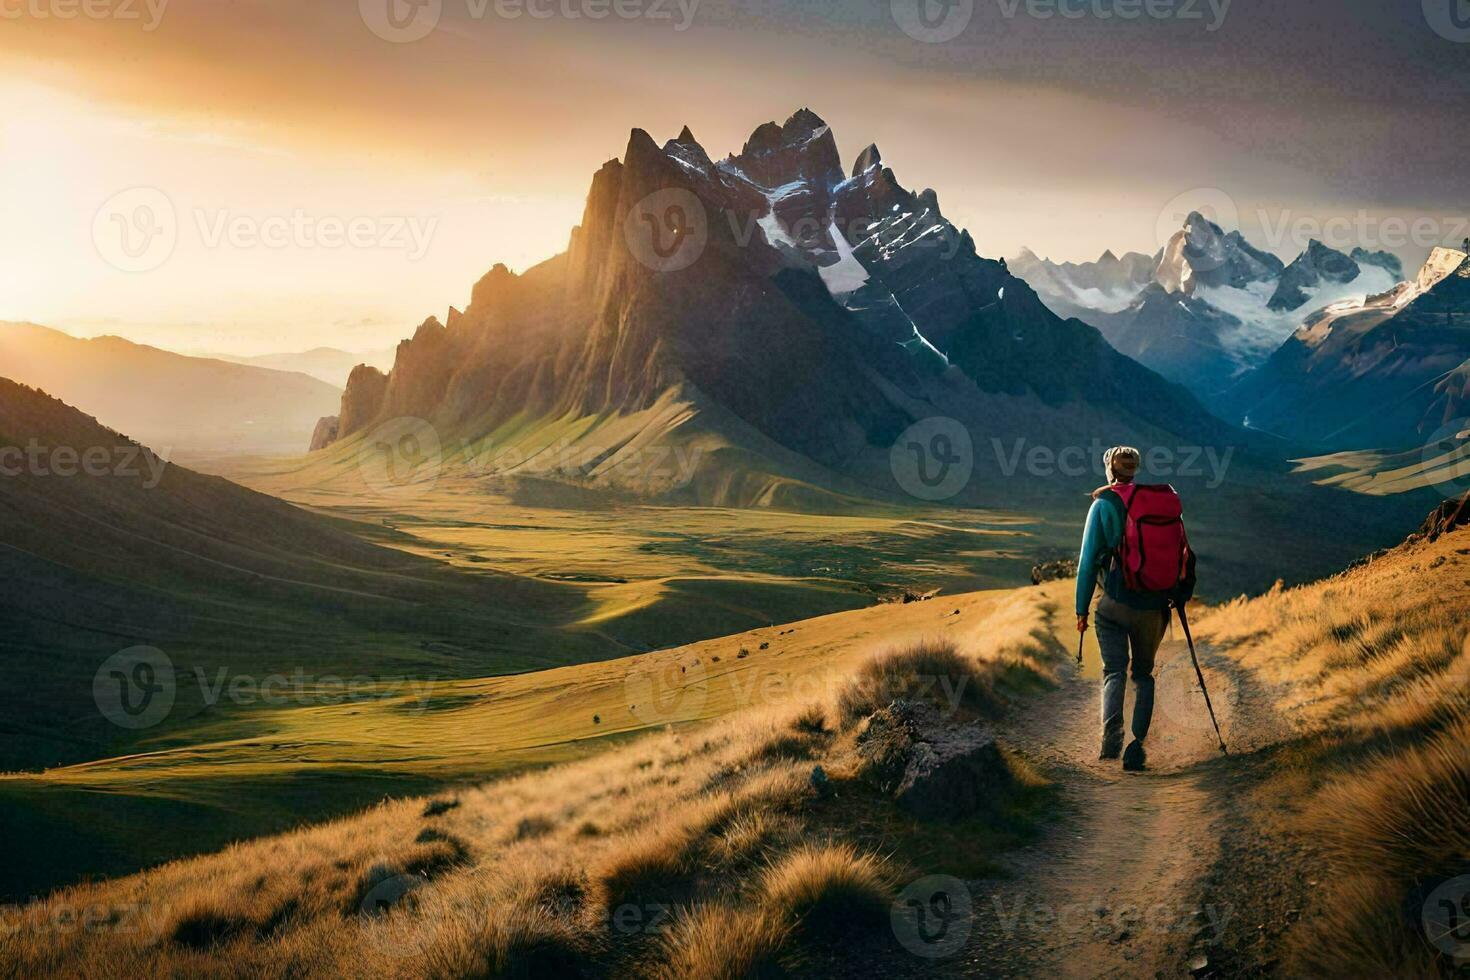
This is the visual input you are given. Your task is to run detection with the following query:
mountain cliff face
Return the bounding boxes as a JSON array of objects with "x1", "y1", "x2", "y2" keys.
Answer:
[
  {"x1": 315, "y1": 109, "x2": 1240, "y2": 504},
  {"x1": 1220, "y1": 247, "x2": 1470, "y2": 450},
  {"x1": 1014, "y1": 218, "x2": 1405, "y2": 400}
]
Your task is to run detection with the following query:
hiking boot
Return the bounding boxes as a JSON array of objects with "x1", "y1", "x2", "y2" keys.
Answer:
[
  {"x1": 1122, "y1": 740, "x2": 1146, "y2": 771},
  {"x1": 1099, "y1": 731, "x2": 1123, "y2": 761}
]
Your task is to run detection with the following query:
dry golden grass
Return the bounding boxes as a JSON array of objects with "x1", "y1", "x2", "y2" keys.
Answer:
[
  {"x1": 655, "y1": 903, "x2": 789, "y2": 980},
  {"x1": 1198, "y1": 530, "x2": 1470, "y2": 976},
  {"x1": 757, "y1": 842, "x2": 896, "y2": 938},
  {"x1": 1287, "y1": 708, "x2": 1470, "y2": 977},
  {"x1": 0, "y1": 616, "x2": 1060, "y2": 979}
]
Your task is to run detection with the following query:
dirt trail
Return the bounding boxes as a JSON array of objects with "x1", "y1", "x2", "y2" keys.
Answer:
[{"x1": 923, "y1": 626, "x2": 1286, "y2": 978}]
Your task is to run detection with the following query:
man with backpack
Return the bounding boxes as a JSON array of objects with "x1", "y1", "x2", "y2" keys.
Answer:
[{"x1": 1075, "y1": 446, "x2": 1196, "y2": 771}]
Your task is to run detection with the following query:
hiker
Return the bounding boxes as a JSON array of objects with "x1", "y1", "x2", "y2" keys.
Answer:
[{"x1": 1075, "y1": 447, "x2": 1196, "y2": 771}]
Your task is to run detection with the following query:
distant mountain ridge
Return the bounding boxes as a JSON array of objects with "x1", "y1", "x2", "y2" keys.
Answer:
[
  {"x1": 209, "y1": 346, "x2": 396, "y2": 387},
  {"x1": 0, "y1": 322, "x2": 342, "y2": 455},
  {"x1": 309, "y1": 108, "x2": 1242, "y2": 507},
  {"x1": 1013, "y1": 216, "x2": 1405, "y2": 398}
]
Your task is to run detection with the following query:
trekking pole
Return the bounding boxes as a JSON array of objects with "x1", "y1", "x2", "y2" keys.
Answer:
[
  {"x1": 1076, "y1": 629, "x2": 1084, "y2": 667},
  {"x1": 1176, "y1": 603, "x2": 1228, "y2": 756}
]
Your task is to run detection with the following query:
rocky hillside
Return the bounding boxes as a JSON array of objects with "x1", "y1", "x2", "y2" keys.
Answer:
[{"x1": 0, "y1": 377, "x2": 608, "y2": 773}]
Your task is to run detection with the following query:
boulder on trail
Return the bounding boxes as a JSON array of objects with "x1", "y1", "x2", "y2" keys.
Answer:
[{"x1": 855, "y1": 699, "x2": 1011, "y2": 821}]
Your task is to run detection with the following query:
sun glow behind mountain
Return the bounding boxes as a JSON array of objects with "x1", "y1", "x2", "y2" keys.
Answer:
[{"x1": 2, "y1": 1, "x2": 1464, "y2": 354}]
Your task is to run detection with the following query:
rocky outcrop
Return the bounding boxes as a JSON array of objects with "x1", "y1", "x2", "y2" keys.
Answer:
[
  {"x1": 1418, "y1": 490, "x2": 1470, "y2": 542},
  {"x1": 380, "y1": 317, "x2": 454, "y2": 421},
  {"x1": 337, "y1": 364, "x2": 389, "y2": 439},
  {"x1": 856, "y1": 699, "x2": 1011, "y2": 822},
  {"x1": 309, "y1": 415, "x2": 340, "y2": 451}
]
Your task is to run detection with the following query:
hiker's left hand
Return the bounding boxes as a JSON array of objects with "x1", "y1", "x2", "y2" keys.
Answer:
[{"x1": 1076, "y1": 614, "x2": 1089, "y2": 634}]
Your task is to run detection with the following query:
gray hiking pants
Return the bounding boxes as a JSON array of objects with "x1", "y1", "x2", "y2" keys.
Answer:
[{"x1": 1096, "y1": 595, "x2": 1170, "y2": 744}]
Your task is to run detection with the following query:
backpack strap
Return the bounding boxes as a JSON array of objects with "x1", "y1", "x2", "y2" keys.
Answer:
[{"x1": 1095, "y1": 485, "x2": 1130, "y2": 580}]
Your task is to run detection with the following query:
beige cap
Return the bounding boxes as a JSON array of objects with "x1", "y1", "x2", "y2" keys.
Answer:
[{"x1": 1104, "y1": 446, "x2": 1141, "y2": 483}]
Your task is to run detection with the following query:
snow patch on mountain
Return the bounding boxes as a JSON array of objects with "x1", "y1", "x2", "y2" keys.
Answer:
[
  {"x1": 1195, "y1": 265, "x2": 1399, "y2": 360},
  {"x1": 1066, "y1": 286, "x2": 1139, "y2": 314},
  {"x1": 818, "y1": 219, "x2": 869, "y2": 296}
]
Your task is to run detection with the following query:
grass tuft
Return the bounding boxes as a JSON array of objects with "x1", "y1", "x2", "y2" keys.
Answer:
[
  {"x1": 835, "y1": 639, "x2": 991, "y2": 726},
  {"x1": 656, "y1": 904, "x2": 790, "y2": 980},
  {"x1": 758, "y1": 842, "x2": 895, "y2": 939}
]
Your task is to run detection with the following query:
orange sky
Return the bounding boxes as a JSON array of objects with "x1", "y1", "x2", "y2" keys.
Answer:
[{"x1": 2, "y1": 1, "x2": 1464, "y2": 355}]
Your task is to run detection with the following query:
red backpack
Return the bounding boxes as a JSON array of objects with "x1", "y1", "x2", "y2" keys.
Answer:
[{"x1": 1105, "y1": 483, "x2": 1194, "y2": 598}]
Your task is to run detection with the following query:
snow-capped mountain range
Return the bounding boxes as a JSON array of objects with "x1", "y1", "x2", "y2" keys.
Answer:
[
  {"x1": 1219, "y1": 245, "x2": 1470, "y2": 451},
  {"x1": 1012, "y1": 213, "x2": 1404, "y2": 397}
]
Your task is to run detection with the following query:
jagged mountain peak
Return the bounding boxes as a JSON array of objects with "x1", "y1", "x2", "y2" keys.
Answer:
[
  {"x1": 727, "y1": 113, "x2": 841, "y2": 191},
  {"x1": 624, "y1": 127, "x2": 666, "y2": 169},
  {"x1": 470, "y1": 263, "x2": 520, "y2": 311},
  {"x1": 1183, "y1": 210, "x2": 1218, "y2": 231},
  {"x1": 413, "y1": 316, "x2": 445, "y2": 340},
  {"x1": 852, "y1": 143, "x2": 882, "y2": 177},
  {"x1": 663, "y1": 126, "x2": 716, "y2": 176},
  {"x1": 1153, "y1": 213, "x2": 1283, "y2": 296},
  {"x1": 782, "y1": 107, "x2": 828, "y2": 136},
  {"x1": 1268, "y1": 240, "x2": 1361, "y2": 311}
]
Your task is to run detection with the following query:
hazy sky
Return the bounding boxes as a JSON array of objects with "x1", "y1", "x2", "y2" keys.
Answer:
[{"x1": 2, "y1": 0, "x2": 1466, "y2": 354}]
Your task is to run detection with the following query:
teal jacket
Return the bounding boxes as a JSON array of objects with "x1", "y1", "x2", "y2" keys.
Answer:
[{"x1": 1075, "y1": 490, "x2": 1170, "y2": 615}]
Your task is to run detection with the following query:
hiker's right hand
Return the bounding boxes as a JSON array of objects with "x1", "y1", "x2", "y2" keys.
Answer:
[{"x1": 1076, "y1": 614, "x2": 1089, "y2": 634}]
